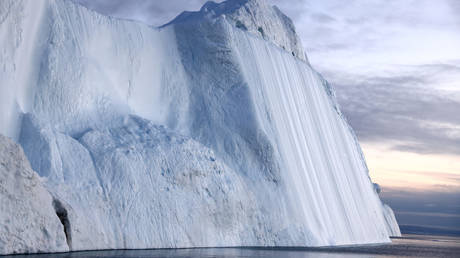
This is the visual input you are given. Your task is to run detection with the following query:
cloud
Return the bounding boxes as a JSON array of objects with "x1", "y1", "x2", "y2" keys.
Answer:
[
  {"x1": 390, "y1": 170, "x2": 460, "y2": 185},
  {"x1": 381, "y1": 187, "x2": 460, "y2": 213},
  {"x1": 72, "y1": 0, "x2": 311, "y2": 28},
  {"x1": 322, "y1": 62, "x2": 460, "y2": 156},
  {"x1": 289, "y1": 0, "x2": 460, "y2": 75},
  {"x1": 269, "y1": 0, "x2": 308, "y2": 21},
  {"x1": 380, "y1": 187, "x2": 460, "y2": 230},
  {"x1": 447, "y1": 0, "x2": 460, "y2": 20},
  {"x1": 309, "y1": 13, "x2": 336, "y2": 23},
  {"x1": 72, "y1": 0, "x2": 208, "y2": 26}
]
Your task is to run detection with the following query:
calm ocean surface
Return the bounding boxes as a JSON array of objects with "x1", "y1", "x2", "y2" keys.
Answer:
[{"x1": 5, "y1": 234, "x2": 460, "y2": 258}]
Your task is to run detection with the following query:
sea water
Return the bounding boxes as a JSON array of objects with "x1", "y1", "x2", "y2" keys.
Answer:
[{"x1": 4, "y1": 235, "x2": 459, "y2": 258}]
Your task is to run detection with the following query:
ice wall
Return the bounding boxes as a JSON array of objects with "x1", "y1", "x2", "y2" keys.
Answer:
[
  {"x1": 0, "y1": 0, "x2": 400, "y2": 254},
  {"x1": 0, "y1": 0, "x2": 48, "y2": 139},
  {"x1": 172, "y1": 15, "x2": 393, "y2": 245},
  {"x1": 0, "y1": 0, "x2": 189, "y2": 139}
]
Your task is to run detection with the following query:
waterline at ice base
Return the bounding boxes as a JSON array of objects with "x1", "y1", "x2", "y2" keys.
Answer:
[{"x1": 0, "y1": 0, "x2": 400, "y2": 254}]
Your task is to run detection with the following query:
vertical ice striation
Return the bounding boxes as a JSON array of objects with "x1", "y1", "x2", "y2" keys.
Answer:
[
  {"x1": 235, "y1": 33, "x2": 388, "y2": 243},
  {"x1": 383, "y1": 204, "x2": 402, "y2": 237},
  {"x1": 0, "y1": 0, "x2": 400, "y2": 254}
]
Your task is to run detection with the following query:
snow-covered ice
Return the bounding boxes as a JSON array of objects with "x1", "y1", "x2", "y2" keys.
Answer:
[
  {"x1": 0, "y1": 0, "x2": 400, "y2": 254},
  {"x1": 0, "y1": 134, "x2": 68, "y2": 254}
]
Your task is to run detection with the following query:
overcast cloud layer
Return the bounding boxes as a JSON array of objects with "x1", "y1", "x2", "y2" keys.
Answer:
[{"x1": 380, "y1": 188, "x2": 460, "y2": 232}]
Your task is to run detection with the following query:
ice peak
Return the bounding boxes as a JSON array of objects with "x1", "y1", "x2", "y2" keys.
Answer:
[
  {"x1": 198, "y1": 0, "x2": 266, "y2": 15},
  {"x1": 165, "y1": 0, "x2": 272, "y2": 24},
  {"x1": 164, "y1": 0, "x2": 251, "y2": 25},
  {"x1": 165, "y1": 0, "x2": 307, "y2": 61}
]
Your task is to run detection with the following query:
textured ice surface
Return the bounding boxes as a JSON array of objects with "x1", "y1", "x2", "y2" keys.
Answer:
[
  {"x1": 0, "y1": 135, "x2": 68, "y2": 255},
  {"x1": 166, "y1": 0, "x2": 307, "y2": 61},
  {"x1": 0, "y1": 0, "x2": 400, "y2": 254},
  {"x1": 19, "y1": 114, "x2": 272, "y2": 250}
]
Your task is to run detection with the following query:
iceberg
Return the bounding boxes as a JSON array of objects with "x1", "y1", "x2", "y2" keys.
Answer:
[{"x1": 0, "y1": 0, "x2": 400, "y2": 254}]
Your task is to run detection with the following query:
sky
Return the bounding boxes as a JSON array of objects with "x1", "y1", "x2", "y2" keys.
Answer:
[{"x1": 73, "y1": 0, "x2": 460, "y2": 234}]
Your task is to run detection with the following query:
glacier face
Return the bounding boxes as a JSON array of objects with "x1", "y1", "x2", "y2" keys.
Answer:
[{"x1": 0, "y1": 0, "x2": 400, "y2": 254}]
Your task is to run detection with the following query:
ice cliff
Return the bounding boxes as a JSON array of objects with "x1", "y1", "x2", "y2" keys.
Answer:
[{"x1": 0, "y1": 0, "x2": 400, "y2": 254}]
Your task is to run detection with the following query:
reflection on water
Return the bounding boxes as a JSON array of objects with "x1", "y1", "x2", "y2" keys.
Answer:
[{"x1": 5, "y1": 234, "x2": 460, "y2": 258}]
